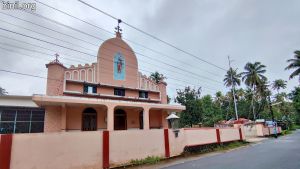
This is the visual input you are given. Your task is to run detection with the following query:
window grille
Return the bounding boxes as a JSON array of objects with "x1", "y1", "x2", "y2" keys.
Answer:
[{"x1": 0, "y1": 107, "x2": 45, "y2": 134}]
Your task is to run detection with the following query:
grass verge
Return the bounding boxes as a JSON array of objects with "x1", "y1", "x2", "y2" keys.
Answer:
[
  {"x1": 130, "y1": 156, "x2": 161, "y2": 166},
  {"x1": 183, "y1": 141, "x2": 249, "y2": 155},
  {"x1": 116, "y1": 141, "x2": 249, "y2": 168}
]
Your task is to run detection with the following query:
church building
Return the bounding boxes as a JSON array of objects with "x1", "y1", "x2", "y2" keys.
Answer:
[{"x1": 32, "y1": 26, "x2": 185, "y2": 132}]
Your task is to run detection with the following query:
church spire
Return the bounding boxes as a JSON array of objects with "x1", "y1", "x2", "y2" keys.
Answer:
[{"x1": 115, "y1": 19, "x2": 122, "y2": 38}]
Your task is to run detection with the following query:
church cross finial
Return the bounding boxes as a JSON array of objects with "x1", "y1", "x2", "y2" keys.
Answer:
[
  {"x1": 55, "y1": 53, "x2": 59, "y2": 62},
  {"x1": 115, "y1": 19, "x2": 122, "y2": 38}
]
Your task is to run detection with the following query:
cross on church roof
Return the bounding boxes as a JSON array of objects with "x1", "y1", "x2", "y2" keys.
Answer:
[
  {"x1": 55, "y1": 53, "x2": 59, "y2": 62},
  {"x1": 115, "y1": 19, "x2": 122, "y2": 38}
]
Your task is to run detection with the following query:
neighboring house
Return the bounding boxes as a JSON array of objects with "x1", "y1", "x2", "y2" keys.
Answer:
[
  {"x1": 0, "y1": 95, "x2": 45, "y2": 134},
  {"x1": 31, "y1": 30, "x2": 185, "y2": 132}
]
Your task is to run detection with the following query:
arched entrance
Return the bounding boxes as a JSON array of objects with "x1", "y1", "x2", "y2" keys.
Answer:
[
  {"x1": 114, "y1": 109, "x2": 127, "y2": 130},
  {"x1": 82, "y1": 108, "x2": 97, "y2": 131},
  {"x1": 139, "y1": 111, "x2": 143, "y2": 129}
]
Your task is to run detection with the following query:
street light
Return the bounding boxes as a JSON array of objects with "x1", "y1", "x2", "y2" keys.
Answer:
[{"x1": 166, "y1": 113, "x2": 180, "y2": 137}]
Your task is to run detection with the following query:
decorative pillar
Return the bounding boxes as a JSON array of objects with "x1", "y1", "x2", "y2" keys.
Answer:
[
  {"x1": 61, "y1": 104, "x2": 67, "y2": 131},
  {"x1": 107, "y1": 106, "x2": 114, "y2": 131},
  {"x1": 143, "y1": 107, "x2": 150, "y2": 130}
]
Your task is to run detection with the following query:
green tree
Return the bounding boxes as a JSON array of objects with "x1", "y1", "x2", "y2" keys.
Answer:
[
  {"x1": 175, "y1": 87, "x2": 202, "y2": 127},
  {"x1": 150, "y1": 71, "x2": 166, "y2": 83},
  {"x1": 289, "y1": 87, "x2": 300, "y2": 124},
  {"x1": 285, "y1": 50, "x2": 300, "y2": 80},
  {"x1": 0, "y1": 86, "x2": 8, "y2": 96},
  {"x1": 272, "y1": 79, "x2": 287, "y2": 94},
  {"x1": 201, "y1": 95, "x2": 222, "y2": 127},
  {"x1": 241, "y1": 62, "x2": 267, "y2": 120}
]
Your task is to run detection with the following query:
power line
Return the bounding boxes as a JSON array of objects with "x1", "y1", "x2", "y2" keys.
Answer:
[
  {"x1": 0, "y1": 41, "x2": 218, "y2": 91},
  {"x1": 0, "y1": 29, "x2": 219, "y2": 89},
  {"x1": 0, "y1": 27, "x2": 95, "y2": 57},
  {"x1": 16, "y1": 9, "x2": 222, "y2": 84},
  {"x1": 0, "y1": 34, "x2": 91, "y2": 63},
  {"x1": 0, "y1": 11, "x2": 99, "y2": 48},
  {"x1": 32, "y1": 0, "x2": 220, "y2": 77},
  {"x1": 0, "y1": 20, "x2": 222, "y2": 86},
  {"x1": 77, "y1": 0, "x2": 227, "y2": 71},
  {"x1": 0, "y1": 17, "x2": 96, "y2": 53}
]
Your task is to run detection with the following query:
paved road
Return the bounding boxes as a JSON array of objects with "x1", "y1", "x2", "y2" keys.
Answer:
[{"x1": 164, "y1": 130, "x2": 300, "y2": 169}]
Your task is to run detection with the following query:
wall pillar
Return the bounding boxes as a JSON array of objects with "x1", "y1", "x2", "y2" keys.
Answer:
[
  {"x1": 216, "y1": 128, "x2": 221, "y2": 144},
  {"x1": 102, "y1": 131, "x2": 110, "y2": 169},
  {"x1": 0, "y1": 134, "x2": 13, "y2": 169},
  {"x1": 164, "y1": 129, "x2": 170, "y2": 158},
  {"x1": 239, "y1": 128, "x2": 243, "y2": 141},
  {"x1": 161, "y1": 110, "x2": 169, "y2": 128},
  {"x1": 107, "y1": 106, "x2": 114, "y2": 131},
  {"x1": 61, "y1": 104, "x2": 67, "y2": 131},
  {"x1": 143, "y1": 108, "x2": 150, "y2": 130}
]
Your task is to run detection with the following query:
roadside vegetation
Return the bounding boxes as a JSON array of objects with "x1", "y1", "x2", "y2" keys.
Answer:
[
  {"x1": 184, "y1": 141, "x2": 250, "y2": 155},
  {"x1": 130, "y1": 156, "x2": 161, "y2": 166},
  {"x1": 169, "y1": 50, "x2": 300, "y2": 129}
]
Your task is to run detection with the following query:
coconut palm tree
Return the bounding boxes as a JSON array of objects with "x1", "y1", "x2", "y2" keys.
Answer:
[
  {"x1": 285, "y1": 50, "x2": 300, "y2": 81},
  {"x1": 224, "y1": 68, "x2": 241, "y2": 120},
  {"x1": 150, "y1": 71, "x2": 166, "y2": 83},
  {"x1": 272, "y1": 79, "x2": 287, "y2": 94},
  {"x1": 223, "y1": 68, "x2": 241, "y2": 87},
  {"x1": 241, "y1": 62, "x2": 267, "y2": 120}
]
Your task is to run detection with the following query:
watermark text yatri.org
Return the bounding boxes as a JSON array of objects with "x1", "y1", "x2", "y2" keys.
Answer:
[{"x1": 2, "y1": 1, "x2": 36, "y2": 11}]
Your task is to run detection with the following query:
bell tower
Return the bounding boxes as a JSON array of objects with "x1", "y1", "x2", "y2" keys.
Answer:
[{"x1": 45, "y1": 53, "x2": 66, "y2": 96}]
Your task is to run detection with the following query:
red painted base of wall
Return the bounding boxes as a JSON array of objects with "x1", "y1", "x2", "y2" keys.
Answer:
[
  {"x1": 0, "y1": 134, "x2": 13, "y2": 169},
  {"x1": 103, "y1": 131, "x2": 109, "y2": 169},
  {"x1": 239, "y1": 128, "x2": 243, "y2": 140},
  {"x1": 164, "y1": 129, "x2": 170, "y2": 158},
  {"x1": 216, "y1": 129, "x2": 221, "y2": 143}
]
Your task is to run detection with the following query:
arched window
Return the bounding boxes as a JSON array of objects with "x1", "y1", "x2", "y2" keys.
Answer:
[
  {"x1": 80, "y1": 70, "x2": 86, "y2": 81},
  {"x1": 73, "y1": 71, "x2": 79, "y2": 80},
  {"x1": 65, "y1": 72, "x2": 71, "y2": 80},
  {"x1": 87, "y1": 69, "x2": 93, "y2": 82}
]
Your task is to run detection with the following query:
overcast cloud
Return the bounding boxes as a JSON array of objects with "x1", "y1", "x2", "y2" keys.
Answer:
[{"x1": 0, "y1": 0, "x2": 299, "y2": 99}]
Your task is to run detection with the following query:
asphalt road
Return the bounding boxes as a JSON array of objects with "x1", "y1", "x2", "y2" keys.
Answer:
[{"x1": 164, "y1": 130, "x2": 300, "y2": 169}]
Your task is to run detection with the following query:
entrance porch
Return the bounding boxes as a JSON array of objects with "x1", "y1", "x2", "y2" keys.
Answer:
[{"x1": 32, "y1": 95, "x2": 185, "y2": 132}]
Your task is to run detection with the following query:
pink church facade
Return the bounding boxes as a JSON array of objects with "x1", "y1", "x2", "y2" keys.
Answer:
[{"x1": 32, "y1": 32, "x2": 185, "y2": 132}]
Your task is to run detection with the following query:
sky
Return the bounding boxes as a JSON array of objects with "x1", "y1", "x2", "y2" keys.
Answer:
[{"x1": 0, "y1": 0, "x2": 299, "y2": 100}]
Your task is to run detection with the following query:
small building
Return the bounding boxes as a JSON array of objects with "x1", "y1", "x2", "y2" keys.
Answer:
[
  {"x1": 32, "y1": 28, "x2": 185, "y2": 132},
  {"x1": 0, "y1": 95, "x2": 45, "y2": 134}
]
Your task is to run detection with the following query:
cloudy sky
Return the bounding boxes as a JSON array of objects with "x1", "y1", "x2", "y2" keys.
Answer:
[{"x1": 0, "y1": 0, "x2": 299, "y2": 99}]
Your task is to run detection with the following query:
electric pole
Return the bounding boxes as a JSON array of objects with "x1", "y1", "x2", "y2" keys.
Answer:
[
  {"x1": 268, "y1": 95, "x2": 278, "y2": 138},
  {"x1": 228, "y1": 56, "x2": 239, "y2": 120}
]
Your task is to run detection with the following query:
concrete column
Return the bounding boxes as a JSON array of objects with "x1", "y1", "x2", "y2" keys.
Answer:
[
  {"x1": 161, "y1": 110, "x2": 169, "y2": 129},
  {"x1": 143, "y1": 108, "x2": 150, "y2": 130},
  {"x1": 107, "y1": 106, "x2": 115, "y2": 131},
  {"x1": 61, "y1": 104, "x2": 67, "y2": 131}
]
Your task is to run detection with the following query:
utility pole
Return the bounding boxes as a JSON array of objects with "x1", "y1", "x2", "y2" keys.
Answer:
[
  {"x1": 268, "y1": 95, "x2": 278, "y2": 138},
  {"x1": 228, "y1": 56, "x2": 239, "y2": 120}
]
